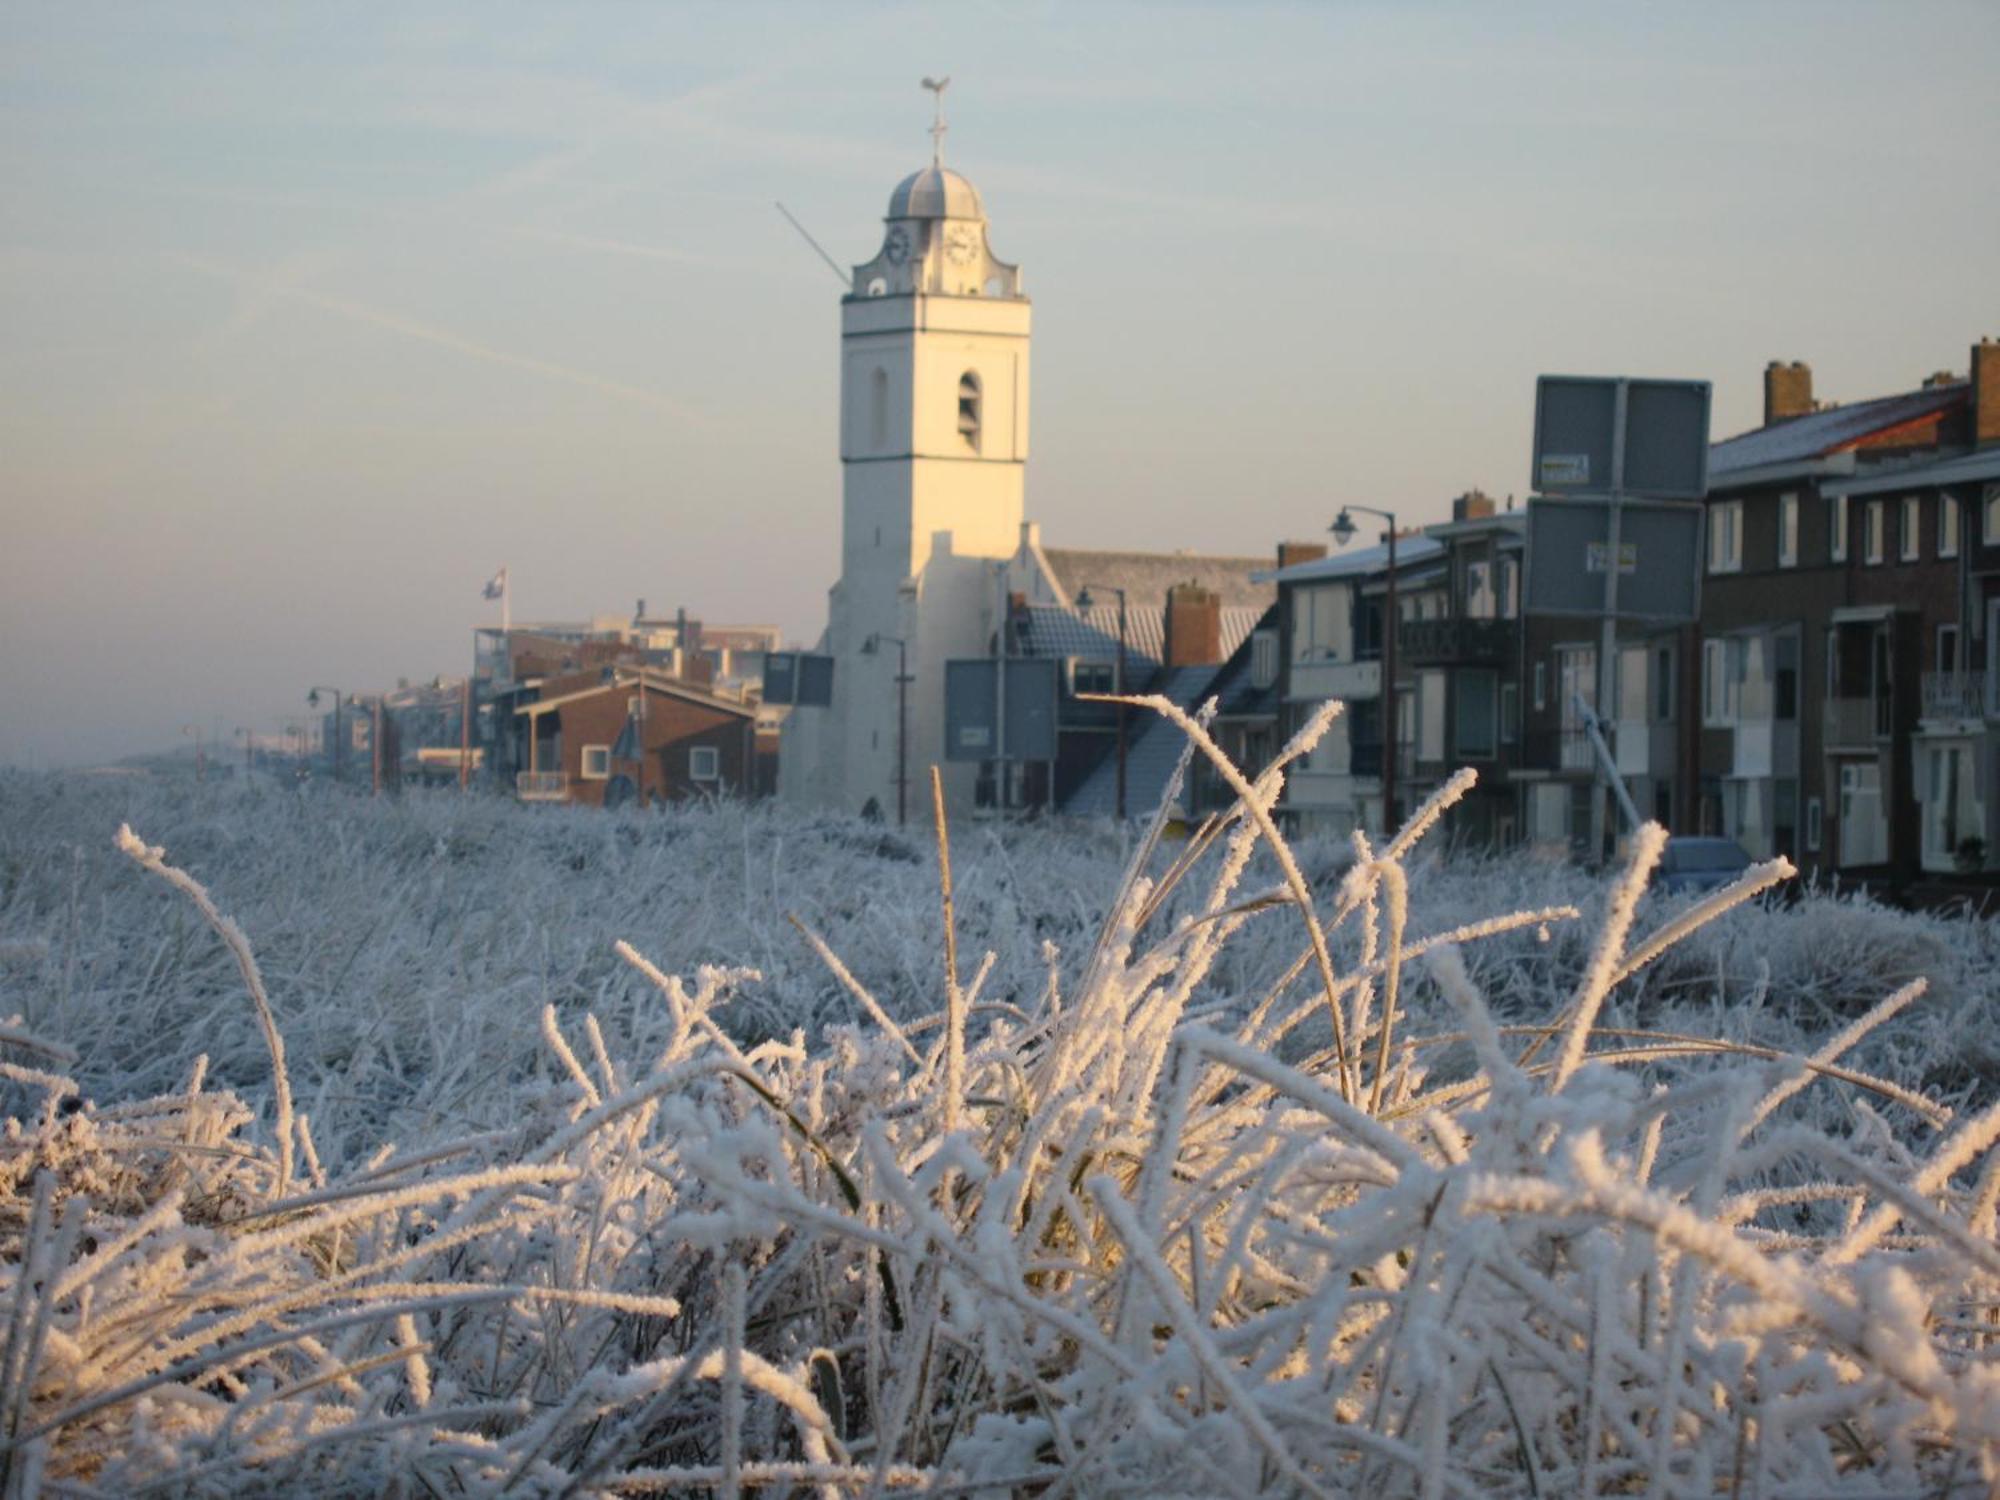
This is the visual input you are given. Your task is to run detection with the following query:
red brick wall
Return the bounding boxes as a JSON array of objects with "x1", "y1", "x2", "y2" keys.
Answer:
[{"x1": 550, "y1": 686, "x2": 754, "y2": 807}]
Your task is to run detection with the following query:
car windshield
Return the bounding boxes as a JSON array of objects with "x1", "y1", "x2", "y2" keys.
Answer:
[{"x1": 1670, "y1": 841, "x2": 1750, "y2": 872}]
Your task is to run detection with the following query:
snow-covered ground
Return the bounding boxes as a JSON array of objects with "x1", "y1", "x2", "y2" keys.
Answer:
[{"x1": 3, "y1": 742, "x2": 1999, "y2": 1494}]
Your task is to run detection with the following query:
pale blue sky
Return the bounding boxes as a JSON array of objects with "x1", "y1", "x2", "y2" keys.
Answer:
[{"x1": 4, "y1": 2, "x2": 1996, "y2": 765}]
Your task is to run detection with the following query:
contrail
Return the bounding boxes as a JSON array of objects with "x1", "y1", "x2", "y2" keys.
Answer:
[{"x1": 172, "y1": 254, "x2": 703, "y2": 423}]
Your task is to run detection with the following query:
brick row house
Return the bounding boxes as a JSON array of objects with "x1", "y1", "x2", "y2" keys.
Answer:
[{"x1": 1698, "y1": 341, "x2": 1999, "y2": 885}]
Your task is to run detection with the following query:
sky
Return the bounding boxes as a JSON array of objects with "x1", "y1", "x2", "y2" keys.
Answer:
[{"x1": 3, "y1": 1, "x2": 1996, "y2": 767}]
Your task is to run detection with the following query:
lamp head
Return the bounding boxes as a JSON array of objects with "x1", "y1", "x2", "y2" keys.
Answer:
[
  {"x1": 1075, "y1": 587, "x2": 1094, "y2": 612},
  {"x1": 307, "y1": 689, "x2": 322, "y2": 708},
  {"x1": 1329, "y1": 510, "x2": 1357, "y2": 547},
  {"x1": 860, "y1": 634, "x2": 879, "y2": 656}
]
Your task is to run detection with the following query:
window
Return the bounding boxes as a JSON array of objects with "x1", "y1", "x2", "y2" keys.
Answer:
[
  {"x1": 580, "y1": 745, "x2": 611, "y2": 780},
  {"x1": 1454, "y1": 671, "x2": 1498, "y2": 759},
  {"x1": 1654, "y1": 645, "x2": 1675, "y2": 722},
  {"x1": 1616, "y1": 645, "x2": 1647, "y2": 724},
  {"x1": 1250, "y1": 631, "x2": 1277, "y2": 690},
  {"x1": 1292, "y1": 584, "x2": 1350, "y2": 662},
  {"x1": 1805, "y1": 796, "x2": 1823, "y2": 853},
  {"x1": 1464, "y1": 559, "x2": 1496, "y2": 620},
  {"x1": 1778, "y1": 492, "x2": 1798, "y2": 567},
  {"x1": 1532, "y1": 661, "x2": 1547, "y2": 711},
  {"x1": 689, "y1": 745, "x2": 720, "y2": 782},
  {"x1": 1069, "y1": 660, "x2": 1116, "y2": 696},
  {"x1": 1986, "y1": 484, "x2": 2000, "y2": 545},
  {"x1": 1419, "y1": 671, "x2": 1446, "y2": 762},
  {"x1": 1775, "y1": 631, "x2": 1798, "y2": 721},
  {"x1": 1498, "y1": 557, "x2": 1521, "y2": 619},
  {"x1": 1829, "y1": 495, "x2": 1848, "y2": 562},
  {"x1": 1900, "y1": 496, "x2": 1921, "y2": 561},
  {"x1": 1702, "y1": 638, "x2": 1734, "y2": 725},
  {"x1": 956, "y1": 371, "x2": 981, "y2": 451},
  {"x1": 1940, "y1": 495, "x2": 1961, "y2": 558},
  {"x1": 1865, "y1": 500, "x2": 1886, "y2": 564},
  {"x1": 1707, "y1": 499, "x2": 1743, "y2": 573},
  {"x1": 1500, "y1": 682, "x2": 1519, "y2": 743},
  {"x1": 1938, "y1": 623, "x2": 1961, "y2": 676}
]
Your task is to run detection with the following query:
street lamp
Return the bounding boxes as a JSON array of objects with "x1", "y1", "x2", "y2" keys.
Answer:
[
  {"x1": 307, "y1": 686, "x2": 343, "y2": 785},
  {"x1": 235, "y1": 726, "x2": 253, "y2": 778},
  {"x1": 181, "y1": 724, "x2": 205, "y2": 783},
  {"x1": 862, "y1": 633, "x2": 911, "y2": 826},
  {"x1": 1074, "y1": 584, "x2": 1129, "y2": 820},
  {"x1": 1331, "y1": 505, "x2": 1399, "y2": 839}
]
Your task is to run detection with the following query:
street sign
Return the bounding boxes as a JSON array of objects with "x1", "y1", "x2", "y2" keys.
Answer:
[
  {"x1": 1525, "y1": 497, "x2": 1703, "y2": 622},
  {"x1": 1532, "y1": 375, "x2": 1711, "y2": 500},
  {"x1": 764, "y1": 652, "x2": 834, "y2": 707},
  {"x1": 943, "y1": 658, "x2": 1059, "y2": 762}
]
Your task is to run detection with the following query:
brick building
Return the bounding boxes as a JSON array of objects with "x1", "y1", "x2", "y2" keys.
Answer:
[{"x1": 506, "y1": 668, "x2": 759, "y2": 809}]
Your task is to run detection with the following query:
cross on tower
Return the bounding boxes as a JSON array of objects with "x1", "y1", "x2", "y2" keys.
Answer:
[{"x1": 921, "y1": 75, "x2": 950, "y2": 167}]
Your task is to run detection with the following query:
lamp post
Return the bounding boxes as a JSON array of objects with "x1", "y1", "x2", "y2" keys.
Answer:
[
  {"x1": 1331, "y1": 505, "x2": 1398, "y2": 840},
  {"x1": 235, "y1": 726, "x2": 253, "y2": 778},
  {"x1": 307, "y1": 686, "x2": 343, "y2": 785},
  {"x1": 181, "y1": 724, "x2": 205, "y2": 783},
  {"x1": 862, "y1": 633, "x2": 911, "y2": 826},
  {"x1": 1074, "y1": 584, "x2": 1129, "y2": 820}
]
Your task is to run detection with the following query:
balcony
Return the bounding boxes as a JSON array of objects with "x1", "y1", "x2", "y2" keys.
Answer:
[
  {"x1": 1922, "y1": 673, "x2": 1988, "y2": 722},
  {"x1": 1823, "y1": 696, "x2": 1891, "y2": 750},
  {"x1": 516, "y1": 770, "x2": 570, "y2": 802},
  {"x1": 1520, "y1": 728, "x2": 1598, "y2": 775},
  {"x1": 1397, "y1": 617, "x2": 1519, "y2": 666}
]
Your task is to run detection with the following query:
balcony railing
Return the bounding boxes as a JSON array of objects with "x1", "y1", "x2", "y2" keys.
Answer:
[
  {"x1": 1823, "y1": 696, "x2": 1891, "y2": 748},
  {"x1": 1922, "y1": 673, "x2": 1988, "y2": 721},
  {"x1": 1397, "y1": 617, "x2": 1519, "y2": 666},
  {"x1": 516, "y1": 770, "x2": 570, "y2": 802}
]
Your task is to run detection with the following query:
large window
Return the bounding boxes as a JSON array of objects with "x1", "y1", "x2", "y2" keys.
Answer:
[
  {"x1": 1900, "y1": 496, "x2": 1921, "y2": 561},
  {"x1": 1708, "y1": 499, "x2": 1743, "y2": 573},
  {"x1": 1940, "y1": 495, "x2": 1961, "y2": 558},
  {"x1": 1454, "y1": 670, "x2": 1498, "y2": 759},
  {"x1": 1829, "y1": 495, "x2": 1848, "y2": 561},
  {"x1": 1702, "y1": 639, "x2": 1732, "y2": 725},
  {"x1": 1291, "y1": 584, "x2": 1348, "y2": 662},
  {"x1": 1778, "y1": 492, "x2": 1798, "y2": 568},
  {"x1": 1419, "y1": 671, "x2": 1446, "y2": 762},
  {"x1": 1865, "y1": 500, "x2": 1886, "y2": 564}
]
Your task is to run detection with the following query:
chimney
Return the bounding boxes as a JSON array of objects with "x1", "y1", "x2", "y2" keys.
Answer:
[
  {"x1": 1452, "y1": 489, "x2": 1496, "y2": 522},
  {"x1": 1163, "y1": 582, "x2": 1223, "y2": 668},
  {"x1": 1921, "y1": 371, "x2": 1959, "y2": 390},
  {"x1": 1276, "y1": 539, "x2": 1328, "y2": 569},
  {"x1": 1763, "y1": 360, "x2": 1814, "y2": 425},
  {"x1": 1974, "y1": 339, "x2": 2000, "y2": 448}
]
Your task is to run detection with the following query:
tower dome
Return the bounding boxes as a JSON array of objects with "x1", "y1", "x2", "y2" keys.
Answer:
[{"x1": 886, "y1": 165, "x2": 983, "y2": 221}]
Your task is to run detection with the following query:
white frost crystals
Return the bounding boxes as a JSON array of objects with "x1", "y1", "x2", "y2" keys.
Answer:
[{"x1": 2, "y1": 709, "x2": 1999, "y2": 1495}]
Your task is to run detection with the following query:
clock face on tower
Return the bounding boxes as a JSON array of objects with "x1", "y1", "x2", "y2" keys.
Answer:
[
  {"x1": 944, "y1": 224, "x2": 977, "y2": 265},
  {"x1": 884, "y1": 226, "x2": 911, "y2": 266}
]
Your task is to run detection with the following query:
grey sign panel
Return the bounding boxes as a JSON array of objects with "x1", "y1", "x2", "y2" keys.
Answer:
[
  {"x1": 944, "y1": 659, "x2": 997, "y2": 762},
  {"x1": 763, "y1": 652, "x2": 834, "y2": 707},
  {"x1": 943, "y1": 657, "x2": 1060, "y2": 762},
  {"x1": 1532, "y1": 375, "x2": 1711, "y2": 501},
  {"x1": 1003, "y1": 657, "x2": 1059, "y2": 762},
  {"x1": 1524, "y1": 497, "x2": 1703, "y2": 622}
]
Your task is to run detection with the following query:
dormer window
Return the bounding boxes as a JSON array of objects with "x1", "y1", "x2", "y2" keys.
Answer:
[{"x1": 957, "y1": 371, "x2": 981, "y2": 451}]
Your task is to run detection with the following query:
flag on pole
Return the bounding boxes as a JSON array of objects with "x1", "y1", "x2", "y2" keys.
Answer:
[{"x1": 482, "y1": 566, "x2": 508, "y2": 600}]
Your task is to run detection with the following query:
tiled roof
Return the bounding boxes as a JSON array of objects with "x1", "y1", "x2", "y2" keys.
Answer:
[
  {"x1": 1018, "y1": 604, "x2": 1266, "y2": 668},
  {"x1": 1040, "y1": 547, "x2": 1274, "y2": 612},
  {"x1": 1064, "y1": 663, "x2": 1229, "y2": 818},
  {"x1": 1708, "y1": 384, "x2": 1966, "y2": 479}
]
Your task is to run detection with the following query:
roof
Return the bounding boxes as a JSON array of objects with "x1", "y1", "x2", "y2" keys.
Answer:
[
  {"x1": 1824, "y1": 445, "x2": 2000, "y2": 498},
  {"x1": 887, "y1": 165, "x2": 983, "y2": 220},
  {"x1": 1708, "y1": 384, "x2": 1966, "y2": 481},
  {"x1": 1255, "y1": 535, "x2": 1445, "y2": 585},
  {"x1": 1039, "y1": 547, "x2": 1274, "y2": 614},
  {"x1": 515, "y1": 668, "x2": 755, "y2": 721},
  {"x1": 1063, "y1": 663, "x2": 1229, "y2": 818},
  {"x1": 1017, "y1": 603, "x2": 1266, "y2": 668}
]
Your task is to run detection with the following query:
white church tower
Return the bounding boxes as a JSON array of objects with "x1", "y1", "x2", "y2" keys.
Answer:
[{"x1": 781, "y1": 83, "x2": 1031, "y2": 820}]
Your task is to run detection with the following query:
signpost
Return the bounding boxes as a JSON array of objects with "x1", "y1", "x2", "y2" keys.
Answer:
[{"x1": 1529, "y1": 374, "x2": 1711, "y2": 865}]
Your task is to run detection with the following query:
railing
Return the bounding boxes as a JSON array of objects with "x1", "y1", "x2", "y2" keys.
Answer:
[
  {"x1": 1397, "y1": 617, "x2": 1519, "y2": 665},
  {"x1": 1519, "y1": 729, "x2": 1597, "y2": 775},
  {"x1": 1823, "y1": 696, "x2": 1890, "y2": 748},
  {"x1": 1922, "y1": 673, "x2": 1986, "y2": 721},
  {"x1": 515, "y1": 770, "x2": 569, "y2": 802}
]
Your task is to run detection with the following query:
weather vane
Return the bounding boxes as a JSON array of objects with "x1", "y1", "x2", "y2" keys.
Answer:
[{"x1": 921, "y1": 76, "x2": 950, "y2": 167}]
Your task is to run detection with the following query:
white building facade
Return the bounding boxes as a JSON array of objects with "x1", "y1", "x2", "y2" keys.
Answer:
[{"x1": 780, "y1": 144, "x2": 1032, "y2": 820}]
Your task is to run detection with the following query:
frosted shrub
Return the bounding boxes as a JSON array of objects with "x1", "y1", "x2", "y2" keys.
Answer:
[{"x1": 2, "y1": 710, "x2": 1998, "y2": 1495}]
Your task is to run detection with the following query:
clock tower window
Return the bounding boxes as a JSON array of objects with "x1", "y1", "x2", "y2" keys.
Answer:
[{"x1": 957, "y1": 371, "x2": 981, "y2": 452}]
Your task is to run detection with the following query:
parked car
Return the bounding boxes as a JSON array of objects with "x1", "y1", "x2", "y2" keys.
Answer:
[{"x1": 1652, "y1": 836, "x2": 1753, "y2": 895}]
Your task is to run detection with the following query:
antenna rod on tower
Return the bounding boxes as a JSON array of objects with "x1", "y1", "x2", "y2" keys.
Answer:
[{"x1": 774, "y1": 202, "x2": 850, "y2": 287}]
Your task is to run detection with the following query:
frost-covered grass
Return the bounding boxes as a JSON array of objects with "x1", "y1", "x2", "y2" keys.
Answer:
[{"x1": 3, "y1": 713, "x2": 2000, "y2": 1495}]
